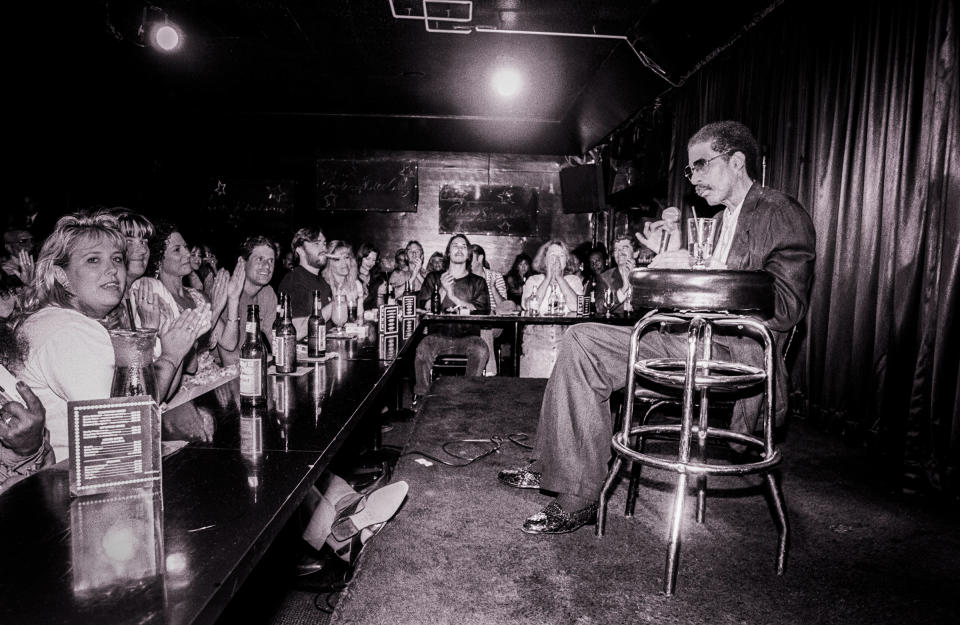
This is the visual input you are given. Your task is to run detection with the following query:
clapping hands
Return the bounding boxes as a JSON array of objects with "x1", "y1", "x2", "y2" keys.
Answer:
[{"x1": 159, "y1": 303, "x2": 211, "y2": 363}]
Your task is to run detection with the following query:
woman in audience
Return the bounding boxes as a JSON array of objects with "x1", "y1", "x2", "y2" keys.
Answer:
[
  {"x1": 185, "y1": 243, "x2": 205, "y2": 291},
  {"x1": 322, "y1": 241, "x2": 365, "y2": 323},
  {"x1": 519, "y1": 240, "x2": 583, "y2": 378},
  {"x1": 426, "y1": 251, "x2": 445, "y2": 274},
  {"x1": 148, "y1": 220, "x2": 244, "y2": 374},
  {"x1": 504, "y1": 252, "x2": 535, "y2": 305},
  {"x1": 13, "y1": 211, "x2": 205, "y2": 461},
  {"x1": 357, "y1": 242, "x2": 385, "y2": 310}
]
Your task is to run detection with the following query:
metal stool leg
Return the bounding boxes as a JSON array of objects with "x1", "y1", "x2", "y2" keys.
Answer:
[
  {"x1": 595, "y1": 455, "x2": 623, "y2": 537},
  {"x1": 766, "y1": 471, "x2": 789, "y2": 575},
  {"x1": 695, "y1": 323, "x2": 713, "y2": 523},
  {"x1": 664, "y1": 472, "x2": 689, "y2": 596}
]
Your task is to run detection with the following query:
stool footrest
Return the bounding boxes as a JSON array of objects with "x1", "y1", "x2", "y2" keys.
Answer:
[
  {"x1": 635, "y1": 358, "x2": 766, "y2": 391},
  {"x1": 612, "y1": 426, "x2": 781, "y2": 476}
]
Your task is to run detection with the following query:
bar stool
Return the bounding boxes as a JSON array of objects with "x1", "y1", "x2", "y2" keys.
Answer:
[{"x1": 595, "y1": 269, "x2": 789, "y2": 596}]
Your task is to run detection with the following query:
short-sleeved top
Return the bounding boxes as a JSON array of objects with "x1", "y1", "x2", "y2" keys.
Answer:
[
  {"x1": 277, "y1": 266, "x2": 333, "y2": 319},
  {"x1": 416, "y1": 271, "x2": 489, "y2": 337},
  {"x1": 15, "y1": 307, "x2": 115, "y2": 462},
  {"x1": 219, "y1": 285, "x2": 278, "y2": 367}
]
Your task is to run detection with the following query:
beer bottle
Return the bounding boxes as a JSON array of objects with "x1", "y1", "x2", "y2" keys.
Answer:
[
  {"x1": 275, "y1": 294, "x2": 297, "y2": 373},
  {"x1": 431, "y1": 279, "x2": 442, "y2": 314},
  {"x1": 270, "y1": 294, "x2": 284, "y2": 357},
  {"x1": 386, "y1": 281, "x2": 396, "y2": 305},
  {"x1": 239, "y1": 304, "x2": 267, "y2": 403},
  {"x1": 307, "y1": 290, "x2": 326, "y2": 358}
]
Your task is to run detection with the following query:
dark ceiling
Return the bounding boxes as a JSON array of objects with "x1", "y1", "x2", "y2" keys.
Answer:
[{"x1": 15, "y1": 0, "x2": 778, "y2": 157}]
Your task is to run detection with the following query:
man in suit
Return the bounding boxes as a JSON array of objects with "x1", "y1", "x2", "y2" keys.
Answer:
[{"x1": 498, "y1": 120, "x2": 816, "y2": 534}]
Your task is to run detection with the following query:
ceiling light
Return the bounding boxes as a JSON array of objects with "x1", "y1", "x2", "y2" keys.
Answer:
[
  {"x1": 149, "y1": 20, "x2": 184, "y2": 52},
  {"x1": 492, "y1": 67, "x2": 522, "y2": 97}
]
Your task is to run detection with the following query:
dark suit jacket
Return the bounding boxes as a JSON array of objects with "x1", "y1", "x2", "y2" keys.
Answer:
[{"x1": 714, "y1": 183, "x2": 816, "y2": 433}]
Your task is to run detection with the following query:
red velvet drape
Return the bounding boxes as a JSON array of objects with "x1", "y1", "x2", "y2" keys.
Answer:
[{"x1": 666, "y1": 0, "x2": 959, "y2": 494}]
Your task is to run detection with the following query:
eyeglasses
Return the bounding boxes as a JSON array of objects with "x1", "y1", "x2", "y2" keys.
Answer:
[{"x1": 683, "y1": 151, "x2": 732, "y2": 179}]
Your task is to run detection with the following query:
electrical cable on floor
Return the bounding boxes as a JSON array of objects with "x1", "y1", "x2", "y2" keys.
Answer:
[{"x1": 401, "y1": 432, "x2": 532, "y2": 467}]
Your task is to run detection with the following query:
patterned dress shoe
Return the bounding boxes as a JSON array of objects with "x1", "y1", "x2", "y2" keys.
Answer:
[
  {"x1": 497, "y1": 465, "x2": 542, "y2": 489},
  {"x1": 521, "y1": 501, "x2": 598, "y2": 534}
]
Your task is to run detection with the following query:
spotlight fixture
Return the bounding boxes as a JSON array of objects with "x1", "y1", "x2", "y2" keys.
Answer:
[{"x1": 139, "y1": 6, "x2": 184, "y2": 53}]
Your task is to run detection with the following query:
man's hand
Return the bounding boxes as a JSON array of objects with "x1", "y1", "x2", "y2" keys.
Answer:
[
  {"x1": 227, "y1": 259, "x2": 246, "y2": 300},
  {"x1": 16, "y1": 250, "x2": 36, "y2": 284},
  {"x1": 0, "y1": 383, "x2": 45, "y2": 456}
]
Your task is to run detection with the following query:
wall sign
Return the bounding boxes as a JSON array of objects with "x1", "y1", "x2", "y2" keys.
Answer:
[
  {"x1": 316, "y1": 159, "x2": 418, "y2": 212},
  {"x1": 438, "y1": 184, "x2": 539, "y2": 236}
]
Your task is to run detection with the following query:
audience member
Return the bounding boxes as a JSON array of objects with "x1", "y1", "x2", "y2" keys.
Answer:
[
  {"x1": 519, "y1": 240, "x2": 584, "y2": 377},
  {"x1": 426, "y1": 251, "x2": 445, "y2": 274},
  {"x1": 470, "y1": 244, "x2": 510, "y2": 375},
  {"x1": 13, "y1": 211, "x2": 205, "y2": 461},
  {"x1": 277, "y1": 227, "x2": 332, "y2": 319},
  {"x1": 148, "y1": 220, "x2": 241, "y2": 376},
  {"x1": 595, "y1": 235, "x2": 640, "y2": 316},
  {"x1": 413, "y1": 234, "x2": 489, "y2": 403},
  {"x1": 504, "y1": 252, "x2": 535, "y2": 305},
  {"x1": 322, "y1": 241, "x2": 365, "y2": 323},
  {"x1": 217, "y1": 236, "x2": 279, "y2": 367},
  {"x1": 357, "y1": 242, "x2": 386, "y2": 310},
  {"x1": 0, "y1": 323, "x2": 53, "y2": 494},
  {"x1": 1, "y1": 228, "x2": 35, "y2": 285}
]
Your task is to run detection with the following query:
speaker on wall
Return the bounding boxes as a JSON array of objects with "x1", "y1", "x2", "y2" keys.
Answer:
[{"x1": 560, "y1": 163, "x2": 605, "y2": 214}]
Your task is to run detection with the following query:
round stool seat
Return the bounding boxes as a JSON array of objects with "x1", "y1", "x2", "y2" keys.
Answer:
[
  {"x1": 635, "y1": 357, "x2": 766, "y2": 391},
  {"x1": 629, "y1": 269, "x2": 773, "y2": 314}
]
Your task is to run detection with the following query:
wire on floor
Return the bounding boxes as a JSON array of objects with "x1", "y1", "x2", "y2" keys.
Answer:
[{"x1": 401, "y1": 432, "x2": 532, "y2": 467}]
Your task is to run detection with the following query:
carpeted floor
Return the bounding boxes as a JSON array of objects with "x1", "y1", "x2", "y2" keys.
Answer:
[{"x1": 319, "y1": 376, "x2": 960, "y2": 625}]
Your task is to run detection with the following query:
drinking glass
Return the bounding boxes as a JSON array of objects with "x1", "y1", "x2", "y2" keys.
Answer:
[
  {"x1": 331, "y1": 293, "x2": 348, "y2": 335},
  {"x1": 687, "y1": 217, "x2": 717, "y2": 268}
]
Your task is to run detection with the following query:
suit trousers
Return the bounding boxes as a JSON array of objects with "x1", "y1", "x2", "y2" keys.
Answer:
[
  {"x1": 414, "y1": 334, "x2": 489, "y2": 395},
  {"x1": 534, "y1": 322, "x2": 741, "y2": 500}
]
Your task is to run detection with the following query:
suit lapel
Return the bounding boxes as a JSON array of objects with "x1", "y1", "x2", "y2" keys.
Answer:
[{"x1": 725, "y1": 183, "x2": 762, "y2": 270}]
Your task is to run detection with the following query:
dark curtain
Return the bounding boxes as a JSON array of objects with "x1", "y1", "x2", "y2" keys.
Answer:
[{"x1": 666, "y1": 0, "x2": 959, "y2": 494}]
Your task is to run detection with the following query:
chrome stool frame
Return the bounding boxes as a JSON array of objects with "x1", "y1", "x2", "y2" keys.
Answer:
[{"x1": 595, "y1": 309, "x2": 789, "y2": 596}]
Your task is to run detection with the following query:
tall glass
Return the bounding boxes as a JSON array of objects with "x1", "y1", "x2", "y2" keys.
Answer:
[
  {"x1": 331, "y1": 293, "x2": 348, "y2": 335},
  {"x1": 109, "y1": 329, "x2": 159, "y2": 401},
  {"x1": 687, "y1": 217, "x2": 717, "y2": 268}
]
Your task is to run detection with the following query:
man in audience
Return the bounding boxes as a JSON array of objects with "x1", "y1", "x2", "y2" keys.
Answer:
[
  {"x1": 413, "y1": 234, "x2": 490, "y2": 404},
  {"x1": 218, "y1": 235, "x2": 279, "y2": 366},
  {"x1": 278, "y1": 227, "x2": 332, "y2": 319},
  {"x1": 498, "y1": 120, "x2": 816, "y2": 535},
  {"x1": 1, "y1": 228, "x2": 35, "y2": 284},
  {"x1": 594, "y1": 235, "x2": 640, "y2": 316},
  {"x1": 0, "y1": 324, "x2": 52, "y2": 494}
]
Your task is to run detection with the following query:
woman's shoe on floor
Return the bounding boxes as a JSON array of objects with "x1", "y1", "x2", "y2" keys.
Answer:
[
  {"x1": 521, "y1": 500, "x2": 598, "y2": 534},
  {"x1": 330, "y1": 480, "x2": 409, "y2": 541}
]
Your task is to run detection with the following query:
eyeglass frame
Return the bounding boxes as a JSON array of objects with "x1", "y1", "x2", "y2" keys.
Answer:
[{"x1": 683, "y1": 150, "x2": 734, "y2": 180}]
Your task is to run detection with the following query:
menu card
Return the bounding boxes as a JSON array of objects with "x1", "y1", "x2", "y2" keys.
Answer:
[
  {"x1": 379, "y1": 304, "x2": 400, "y2": 334},
  {"x1": 67, "y1": 396, "x2": 161, "y2": 496},
  {"x1": 399, "y1": 294, "x2": 417, "y2": 318}
]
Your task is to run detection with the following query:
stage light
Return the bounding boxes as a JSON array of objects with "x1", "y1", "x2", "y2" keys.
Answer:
[
  {"x1": 148, "y1": 19, "x2": 184, "y2": 52},
  {"x1": 138, "y1": 6, "x2": 185, "y2": 53},
  {"x1": 491, "y1": 67, "x2": 522, "y2": 97}
]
